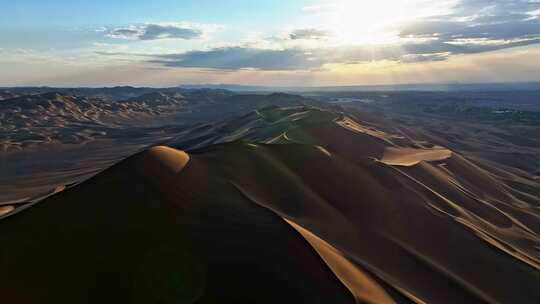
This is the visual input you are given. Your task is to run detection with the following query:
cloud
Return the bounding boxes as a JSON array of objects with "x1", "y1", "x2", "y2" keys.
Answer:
[
  {"x1": 98, "y1": 36, "x2": 540, "y2": 72},
  {"x1": 94, "y1": 26, "x2": 108, "y2": 33},
  {"x1": 399, "y1": 52, "x2": 452, "y2": 63},
  {"x1": 138, "y1": 24, "x2": 202, "y2": 40},
  {"x1": 95, "y1": 36, "x2": 530, "y2": 72},
  {"x1": 107, "y1": 22, "x2": 219, "y2": 40},
  {"x1": 108, "y1": 28, "x2": 141, "y2": 39},
  {"x1": 133, "y1": 43, "x2": 457, "y2": 71},
  {"x1": 148, "y1": 47, "x2": 324, "y2": 70},
  {"x1": 289, "y1": 28, "x2": 329, "y2": 40},
  {"x1": 400, "y1": 0, "x2": 540, "y2": 48},
  {"x1": 94, "y1": 51, "x2": 144, "y2": 56}
]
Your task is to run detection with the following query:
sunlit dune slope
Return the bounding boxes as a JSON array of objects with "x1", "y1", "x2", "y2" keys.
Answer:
[
  {"x1": 380, "y1": 147, "x2": 452, "y2": 166},
  {"x1": 1, "y1": 106, "x2": 540, "y2": 303}
]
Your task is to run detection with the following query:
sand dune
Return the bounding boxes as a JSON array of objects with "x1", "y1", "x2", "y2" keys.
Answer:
[
  {"x1": 0, "y1": 206, "x2": 14, "y2": 217},
  {"x1": 284, "y1": 219, "x2": 395, "y2": 304},
  {"x1": 1, "y1": 106, "x2": 539, "y2": 303},
  {"x1": 381, "y1": 147, "x2": 452, "y2": 166},
  {"x1": 143, "y1": 146, "x2": 190, "y2": 177}
]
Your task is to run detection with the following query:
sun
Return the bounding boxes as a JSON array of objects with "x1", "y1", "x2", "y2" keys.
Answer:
[{"x1": 319, "y1": 0, "x2": 455, "y2": 46}]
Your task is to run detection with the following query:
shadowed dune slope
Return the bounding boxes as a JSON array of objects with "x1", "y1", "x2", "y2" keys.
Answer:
[
  {"x1": 1, "y1": 106, "x2": 540, "y2": 303},
  {"x1": 0, "y1": 145, "x2": 354, "y2": 304}
]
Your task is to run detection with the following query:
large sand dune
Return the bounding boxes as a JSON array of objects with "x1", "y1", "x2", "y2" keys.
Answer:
[{"x1": 1, "y1": 106, "x2": 539, "y2": 303}]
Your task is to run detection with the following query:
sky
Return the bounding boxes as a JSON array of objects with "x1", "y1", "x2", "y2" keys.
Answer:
[{"x1": 1, "y1": 0, "x2": 540, "y2": 87}]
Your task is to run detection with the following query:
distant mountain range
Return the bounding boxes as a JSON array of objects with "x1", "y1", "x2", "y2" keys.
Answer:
[
  {"x1": 2, "y1": 82, "x2": 539, "y2": 102},
  {"x1": 0, "y1": 91, "x2": 188, "y2": 149},
  {"x1": 0, "y1": 86, "x2": 233, "y2": 101},
  {"x1": 178, "y1": 82, "x2": 540, "y2": 92},
  {"x1": 0, "y1": 88, "x2": 315, "y2": 151}
]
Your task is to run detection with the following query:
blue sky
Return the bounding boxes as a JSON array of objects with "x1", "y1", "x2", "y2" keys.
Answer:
[
  {"x1": 0, "y1": 1, "x2": 308, "y2": 27},
  {"x1": 0, "y1": 1, "x2": 307, "y2": 49},
  {"x1": 1, "y1": 0, "x2": 540, "y2": 86}
]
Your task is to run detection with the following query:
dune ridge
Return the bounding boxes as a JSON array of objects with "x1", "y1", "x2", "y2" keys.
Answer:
[
  {"x1": 380, "y1": 147, "x2": 453, "y2": 166},
  {"x1": 284, "y1": 219, "x2": 396, "y2": 304},
  {"x1": 0, "y1": 206, "x2": 14, "y2": 217},
  {"x1": 144, "y1": 146, "x2": 190, "y2": 175}
]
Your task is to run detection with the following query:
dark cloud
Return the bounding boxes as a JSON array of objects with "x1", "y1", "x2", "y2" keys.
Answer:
[
  {"x1": 102, "y1": 35, "x2": 540, "y2": 71},
  {"x1": 149, "y1": 47, "x2": 324, "y2": 70},
  {"x1": 139, "y1": 24, "x2": 202, "y2": 40},
  {"x1": 110, "y1": 29, "x2": 139, "y2": 36},
  {"x1": 108, "y1": 23, "x2": 204, "y2": 40},
  {"x1": 400, "y1": 0, "x2": 540, "y2": 45},
  {"x1": 144, "y1": 44, "x2": 457, "y2": 71},
  {"x1": 450, "y1": 0, "x2": 540, "y2": 17},
  {"x1": 289, "y1": 28, "x2": 329, "y2": 40}
]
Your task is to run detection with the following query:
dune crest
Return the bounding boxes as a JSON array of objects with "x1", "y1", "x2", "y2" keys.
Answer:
[
  {"x1": 284, "y1": 219, "x2": 395, "y2": 304},
  {"x1": 0, "y1": 206, "x2": 14, "y2": 217},
  {"x1": 381, "y1": 147, "x2": 452, "y2": 166},
  {"x1": 142, "y1": 146, "x2": 190, "y2": 182},
  {"x1": 336, "y1": 116, "x2": 396, "y2": 144}
]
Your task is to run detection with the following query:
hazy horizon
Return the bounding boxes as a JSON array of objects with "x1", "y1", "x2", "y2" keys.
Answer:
[{"x1": 3, "y1": 81, "x2": 539, "y2": 92}]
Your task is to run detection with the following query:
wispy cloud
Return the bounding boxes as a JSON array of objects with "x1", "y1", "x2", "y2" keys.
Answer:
[
  {"x1": 399, "y1": 52, "x2": 451, "y2": 63},
  {"x1": 108, "y1": 28, "x2": 142, "y2": 40},
  {"x1": 400, "y1": 0, "x2": 540, "y2": 47},
  {"x1": 289, "y1": 28, "x2": 330, "y2": 40},
  {"x1": 148, "y1": 47, "x2": 324, "y2": 70},
  {"x1": 107, "y1": 22, "x2": 221, "y2": 40}
]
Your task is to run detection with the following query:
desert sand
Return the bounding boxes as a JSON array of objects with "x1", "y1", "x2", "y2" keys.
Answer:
[
  {"x1": 1, "y1": 106, "x2": 539, "y2": 303},
  {"x1": 284, "y1": 219, "x2": 396, "y2": 304},
  {"x1": 0, "y1": 206, "x2": 14, "y2": 217},
  {"x1": 380, "y1": 147, "x2": 452, "y2": 166}
]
